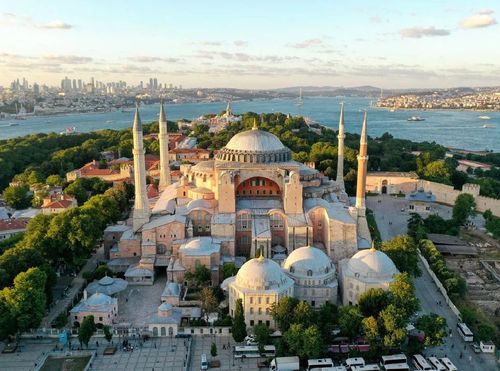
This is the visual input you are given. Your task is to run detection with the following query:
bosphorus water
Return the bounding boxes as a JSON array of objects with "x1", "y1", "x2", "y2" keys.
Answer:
[{"x1": 1, "y1": 97, "x2": 499, "y2": 151}]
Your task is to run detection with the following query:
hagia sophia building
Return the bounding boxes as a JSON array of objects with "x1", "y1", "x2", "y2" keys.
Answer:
[{"x1": 107, "y1": 102, "x2": 400, "y2": 328}]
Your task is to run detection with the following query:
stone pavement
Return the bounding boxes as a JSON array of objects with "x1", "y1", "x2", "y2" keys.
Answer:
[{"x1": 0, "y1": 340, "x2": 54, "y2": 371}]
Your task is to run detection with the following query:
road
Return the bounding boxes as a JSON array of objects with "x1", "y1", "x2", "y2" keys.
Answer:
[{"x1": 367, "y1": 195, "x2": 497, "y2": 370}]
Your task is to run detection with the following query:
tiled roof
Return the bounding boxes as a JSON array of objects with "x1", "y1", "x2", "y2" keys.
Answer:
[{"x1": 0, "y1": 219, "x2": 28, "y2": 232}]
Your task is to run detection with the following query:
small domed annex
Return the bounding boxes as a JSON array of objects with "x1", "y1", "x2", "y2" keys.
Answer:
[
  {"x1": 283, "y1": 245, "x2": 335, "y2": 277},
  {"x1": 346, "y1": 247, "x2": 399, "y2": 281},
  {"x1": 236, "y1": 255, "x2": 293, "y2": 290}
]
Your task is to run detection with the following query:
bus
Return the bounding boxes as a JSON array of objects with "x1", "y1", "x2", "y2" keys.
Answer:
[
  {"x1": 307, "y1": 358, "x2": 335, "y2": 370},
  {"x1": 427, "y1": 357, "x2": 446, "y2": 371},
  {"x1": 233, "y1": 345, "x2": 276, "y2": 358},
  {"x1": 457, "y1": 322, "x2": 474, "y2": 342},
  {"x1": 352, "y1": 365, "x2": 380, "y2": 371},
  {"x1": 380, "y1": 354, "x2": 407, "y2": 367},
  {"x1": 382, "y1": 364, "x2": 410, "y2": 371},
  {"x1": 439, "y1": 358, "x2": 458, "y2": 371},
  {"x1": 411, "y1": 354, "x2": 433, "y2": 370},
  {"x1": 344, "y1": 357, "x2": 365, "y2": 368}
]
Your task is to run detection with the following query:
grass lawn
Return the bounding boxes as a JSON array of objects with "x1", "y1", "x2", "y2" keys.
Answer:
[{"x1": 40, "y1": 355, "x2": 91, "y2": 371}]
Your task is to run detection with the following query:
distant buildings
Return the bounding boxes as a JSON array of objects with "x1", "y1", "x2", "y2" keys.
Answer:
[
  {"x1": 41, "y1": 194, "x2": 77, "y2": 215},
  {"x1": 70, "y1": 292, "x2": 118, "y2": 326},
  {"x1": 366, "y1": 172, "x2": 419, "y2": 195},
  {"x1": 0, "y1": 219, "x2": 27, "y2": 240}
]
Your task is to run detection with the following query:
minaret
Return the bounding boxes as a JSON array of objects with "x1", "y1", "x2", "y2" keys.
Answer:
[
  {"x1": 355, "y1": 111, "x2": 368, "y2": 214},
  {"x1": 132, "y1": 104, "x2": 150, "y2": 232},
  {"x1": 336, "y1": 102, "x2": 345, "y2": 189},
  {"x1": 158, "y1": 100, "x2": 171, "y2": 191}
]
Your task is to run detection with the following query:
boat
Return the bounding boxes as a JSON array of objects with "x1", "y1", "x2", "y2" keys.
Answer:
[
  {"x1": 479, "y1": 115, "x2": 491, "y2": 120},
  {"x1": 482, "y1": 124, "x2": 495, "y2": 129},
  {"x1": 9, "y1": 123, "x2": 19, "y2": 127},
  {"x1": 407, "y1": 116, "x2": 425, "y2": 122},
  {"x1": 389, "y1": 108, "x2": 397, "y2": 112},
  {"x1": 60, "y1": 127, "x2": 77, "y2": 135}
]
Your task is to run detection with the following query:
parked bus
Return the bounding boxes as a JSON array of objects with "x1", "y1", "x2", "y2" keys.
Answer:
[
  {"x1": 380, "y1": 354, "x2": 407, "y2": 367},
  {"x1": 352, "y1": 365, "x2": 380, "y2": 371},
  {"x1": 427, "y1": 357, "x2": 446, "y2": 371},
  {"x1": 457, "y1": 322, "x2": 474, "y2": 342},
  {"x1": 307, "y1": 358, "x2": 335, "y2": 370},
  {"x1": 344, "y1": 357, "x2": 365, "y2": 368},
  {"x1": 234, "y1": 345, "x2": 276, "y2": 358},
  {"x1": 382, "y1": 364, "x2": 410, "y2": 371},
  {"x1": 439, "y1": 358, "x2": 458, "y2": 371},
  {"x1": 411, "y1": 354, "x2": 433, "y2": 370}
]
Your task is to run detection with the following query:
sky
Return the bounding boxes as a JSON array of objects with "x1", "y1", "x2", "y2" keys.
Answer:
[{"x1": 1, "y1": 0, "x2": 499, "y2": 89}]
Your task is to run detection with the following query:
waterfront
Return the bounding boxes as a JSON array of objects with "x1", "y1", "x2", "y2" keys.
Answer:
[{"x1": 1, "y1": 96, "x2": 499, "y2": 151}]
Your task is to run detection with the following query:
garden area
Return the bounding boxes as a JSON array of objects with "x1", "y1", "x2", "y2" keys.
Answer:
[{"x1": 39, "y1": 354, "x2": 91, "y2": 371}]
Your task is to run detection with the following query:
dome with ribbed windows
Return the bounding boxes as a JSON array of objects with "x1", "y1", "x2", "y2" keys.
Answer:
[
  {"x1": 346, "y1": 247, "x2": 399, "y2": 282},
  {"x1": 283, "y1": 245, "x2": 335, "y2": 277},
  {"x1": 235, "y1": 255, "x2": 294, "y2": 290}
]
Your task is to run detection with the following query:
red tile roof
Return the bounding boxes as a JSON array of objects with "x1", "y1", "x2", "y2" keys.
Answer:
[
  {"x1": 0, "y1": 219, "x2": 28, "y2": 232},
  {"x1": 43, "y1": 199, "x2": 75, "y2": 209}
]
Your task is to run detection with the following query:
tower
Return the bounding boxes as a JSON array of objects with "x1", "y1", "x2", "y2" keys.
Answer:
[
  {"x1": 158, "y1": 101, "x2": 171, "y2": 190},
  {"x1": 355, "y1": 112, "x2": 368, "y2": 215},
  {"x1": 132, "y1": 105, "x2": 150, "y2": 231},
  {"x1": 336, "y1": 102, "x2": 345, "y2": 189}
]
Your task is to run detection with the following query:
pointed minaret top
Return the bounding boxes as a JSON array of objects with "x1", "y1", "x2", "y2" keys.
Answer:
[
  {"x1": 159, "y1": 100, "x2": 166, "y2": 124},
  {"x1": 370, "y1": 241, "x2": 377, "y2": 251},
  {"x1": 360, "y1": 111, "x2": 368, "y2": 144},
  {"x1": 257, "y1": 250, "x2": 265, "y2": 261},
  {"x1": 133, "y1": 103, "x2": 142, "y2": 131},
  {"x1": 338, "y1": 102, "x2": 345, "y2": 134},
  {"x1": 252, "y1": 118, "x2": 258, "y2": 130}
]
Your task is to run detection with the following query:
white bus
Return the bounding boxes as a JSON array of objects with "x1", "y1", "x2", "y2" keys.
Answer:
[
  {"x1": 382, "y1": 364, "x2": 410, "y2": 371},
  {"x1": 234, "y1": 345, "x2": 276, "y2": 358},
  {"x1": 439, "y1": 358, "x2": 458, "y2": 371},
  {"x1": 352, "y1": 365, "x2": 380, "y2": 371},
  {"x1": 427, "y1": 357, "x2": 446, "y2": 371},
  {"x1": 457, "y1": 322, "x2": 474, "y2": 342},
  {"x1": 380, "y1": 354, "x2": 407, "y2": 367},
  {"x1": 411, "y1": 354, "x2": 433, "y2": 370},
  {"x1": 307, "y1": 358, "x2": 335, "y2": 370},
  {"x1": 344, "y1": 357, "x2": 365, "y2": 368}
]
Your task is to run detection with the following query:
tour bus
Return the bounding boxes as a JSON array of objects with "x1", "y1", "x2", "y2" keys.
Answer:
[
  {"x1": 351, "y1": 364, "x2": 380, "y2": 371},
  {"x1": 457, "y1": 322, "x2": 474, "y2": 342},
  {"x1": 427, "y1": 357, "x2": 446, "y2": 371},
  {"x1": 411, "y1": 354, "x2": 433, "y2": 370},
  {"x1": 307, "y1": 358, "x2": 335, "y2": 370},
  {"x1": 344, "y1": 357, "x2": 365, "y2": 368},
  {"x1": 382, "y1": 364, "x2": 410, "y2": 371},
  {"x1": 439, "y1": 358, "x2": 458, "y2": 371},
  {"x1": 234, "y1": 345, "x2": 276, "y2": 358},
  {"x1": 380, "y1": 354, "x2": 407, "y2": 367}
]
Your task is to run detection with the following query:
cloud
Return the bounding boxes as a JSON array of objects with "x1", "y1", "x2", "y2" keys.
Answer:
[
  {"x1": 287, "y1": 38, "x2": 323, "y2": 48},
  {"x1": 369, "y1": 16, "x2": 384, "y2": 24},
  {"x1": 233, "y1": 40, "x2": 248, "y2": 47},
  {"x1": 479, "y1": 9, "x2": 494, "y2": 15},
  {"x1": 460, "y1": 13, "x2": 497, "y2": 29},
  {"x1": 43, "y1": 55, "x2": 92, "y2": 64},
  {"x1": 128, "y1": 56, "x2": 180, "y2": 63},
  {"x1": 40, "y1": 21, "x2": 73, "y2": 29},
  {"x1": 197, "y1": 41, "x2": 222, "y2": 46},
  {"x1": 399, "y1": 26, "x2": 450, "y2": 38}
]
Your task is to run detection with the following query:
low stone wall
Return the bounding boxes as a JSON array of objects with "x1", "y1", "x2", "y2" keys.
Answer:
[
  {"x1": 180, "y1": 326, "x2": 231, "y2": 336},
  {"x1": 417, "y1": 250, "x2": 462, "y2": 319}
]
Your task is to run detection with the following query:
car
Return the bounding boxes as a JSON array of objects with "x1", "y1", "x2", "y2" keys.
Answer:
[
  {"x1": 472, "y1": 343, "x2": 481, "y2": 353},
  {"x1": 244, "y1": 335, "x2": 256, "y2": 342},
  {"x1": 246, "y1": 339, "x2": 258, "y2": 346}
]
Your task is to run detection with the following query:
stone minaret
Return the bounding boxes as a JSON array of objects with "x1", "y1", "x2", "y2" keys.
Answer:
[
  {"x1": 132, "y1": 105, "x2": 150, "y2": 231},
  {"x1": 158, "y1": 101, "x2": 171, "y2": 191},
  {"x1": 355, "y1": 111, "x2": 368, "y2": 214},
  {"x1": 336, "y1": 102, "x2": 345, "y2": 189}
]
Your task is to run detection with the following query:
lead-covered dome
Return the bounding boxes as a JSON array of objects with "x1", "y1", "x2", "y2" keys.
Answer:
[
  {"x1": 283, "y1": 246, "x2": 335, "y2": 277},
  {"x1": 235, "y1": 255, "x2": 293, "y2": 290},
  {"x1": 216, "y1": 127, "x2": 292, "y2": 163},
  {"x1": 346, "y1": 247, "x2": 399, "y2": 281}
]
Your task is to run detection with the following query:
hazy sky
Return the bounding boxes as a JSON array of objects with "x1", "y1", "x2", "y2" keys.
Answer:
[{"x1": 1, "y1": 0, "x2": 499, "y2": 89}]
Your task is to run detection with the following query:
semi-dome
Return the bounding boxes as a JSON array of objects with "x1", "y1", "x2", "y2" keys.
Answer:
[
  {"x1": 283, "y1": 246, "x2": 335, "y2": 277},
  {"x1": 236, "y1": 255, "x2": 293, "y2": 290},
  {"x1": 86, "y1": 292, "x2": 115, "y2": 308},
  {"x1": 346, "y1": 247, "x2": 399, "y2": 281},
  {"x1": 215, "y1": 126, "x2": 292, "y2": 164}
]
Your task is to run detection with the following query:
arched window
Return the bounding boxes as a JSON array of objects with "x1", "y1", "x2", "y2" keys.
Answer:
[{"x1": 307, "y1": 269, "x2": 313, "y2": 277}]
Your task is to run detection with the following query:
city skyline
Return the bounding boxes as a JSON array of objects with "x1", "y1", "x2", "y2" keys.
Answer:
[{"x1": 1, "y1": 1, "x2": 500, "y2": 89}]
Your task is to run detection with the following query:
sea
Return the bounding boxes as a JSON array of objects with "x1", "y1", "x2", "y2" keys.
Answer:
[{"x1": 0, "y1": 96, "x2": 499, "y2": 151}]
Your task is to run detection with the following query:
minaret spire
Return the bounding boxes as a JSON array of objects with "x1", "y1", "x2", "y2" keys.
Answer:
[
  {"x1": 132, "y1": 103, "x2": 150, "y2": 231},
  {"x1": 158, "y1": 100, "x2": 171, "y2": 190},
  {"x1": 355, "y1": 111, "x2": 368, "y2": 212},
  {"x1": 336, "y1": 102, "x2": 345, "y2": 189},
  {"x1": 252, "y1": 118, "x2": 258, "y2": 130}
]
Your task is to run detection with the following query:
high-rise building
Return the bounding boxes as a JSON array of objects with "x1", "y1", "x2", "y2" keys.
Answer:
[{"x1": 78, "y1": 79, "x2": 83, "y2": 90}]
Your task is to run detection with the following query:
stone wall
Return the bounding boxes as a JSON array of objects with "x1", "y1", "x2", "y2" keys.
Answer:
[{"x1": 418, "y1": 180, "x2": 500, "y2": 217}]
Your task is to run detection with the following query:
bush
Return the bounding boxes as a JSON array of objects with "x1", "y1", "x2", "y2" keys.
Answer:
[{"x1": 54, "y1": 312, "x2": 68, "y2": 329}]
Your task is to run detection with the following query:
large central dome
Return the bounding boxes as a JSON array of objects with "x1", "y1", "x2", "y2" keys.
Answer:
[{"x1": 216, "y1": 127, "x2": 292, "y2": 163}]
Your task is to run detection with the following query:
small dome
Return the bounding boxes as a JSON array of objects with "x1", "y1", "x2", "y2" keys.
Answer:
[
  {"x1": 347, "y1": 248, "x2": 399, "y2": 281},
  {"x1": 98, "y1": 276, "x2": 114, "y2": 286},
  {"x1": 283, "y1": 246, "x2": 335, "y2": 277},
  {"x1": 159, "y1": 302, "x2": 173, "y2": 312},
  {"x1": 86, "y1": 293, "x2": 114, "y2": 307},
  {"x1": 236, "y1": 255, "x2": 292, "y2": 290}
]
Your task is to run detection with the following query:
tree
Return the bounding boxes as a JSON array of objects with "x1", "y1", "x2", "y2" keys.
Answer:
[
  {"x1": 103, "y1": 325, "x2": 113, "y2": 343},
  {"x1": 416, "y1": 313, "x2": 447, "y2": 347},
  {"x1": 302, "y1": 325, "x2": 323, "y2": 359},
  {"x1": 358, "y1": 288, "x2": 390, "y2": 317},
  {"x1": 46, "y1": 174, "x2": 64, "y2": 186},
  {"x1": 407, "y1": 213, "x2": 427, "y2": 242},
  {"x1": 452, "y1": 193, "x2": 476, "y2": 226},
  {"x1": 270, "y1": 296, "x2": 299, "y2": 332},
  {"x1": 293, "y1": 300, "x2": 314, "y2": 328},
  {"x1": 283, "y1": 323, "x2": 323, "y2": 359},
  {"x1": 254, "y1": 323, "x2": 271, "y2": 352},
  {"x1": 210, "y1": 342, "x2": 217, "y2": 357},
  {"x1": 379, "y1": 304, "x2": 407, "y2": 348},
  {"x1": 78, "y1": 315, "x2": 96, "y2": 348},
  {"x1": 362, "y1": 316, "x2": 379, "y2": 344},
  {"x1": 200, "y1": 287, "x2": 218, "y2": 321},
  {"x1": 3, "y1": 185, "x2": 32, "y2": 209},
  {"x1": 231, "y1": 299, "x2": 247, "y2": 342},
  {"x1": 381, "y1": 235, "x2": 421, "y2": 276},
  {"x1": 388, "y1": 273, "x2": 420, "y2": 321},
  {"x1": 185, "y1": 265, "x2": 211, "y2": 287},
  {"x1": 283, "y1": 323, "x2": 304, "y2": 357},
  {"x1": 222, "y1": 263, "x2": 239, "y2": 279},
  {"x1": 0, "y1": 290, "x2": 16, "y2": 339},
  {"x1": 338, "y1": 305, "x2": 363, "y2": 340}
]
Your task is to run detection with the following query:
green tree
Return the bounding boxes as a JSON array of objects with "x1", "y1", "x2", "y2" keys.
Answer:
[
  {"x1": 381, "y1": 235, "x2": 421, "y2": 276},
  {"x1": 452, "y1": 193, "x2": 476, "y2": 226},
  {"x1": 302, "y1": 325, "x2": 323, "y2": 359},
  {"x1": 46, "y1": 174, "x2": 64, "y2": 187},
  {"x1": 270, "y1": 296, "x2": 299, "y2": 332},
  {"x1": 362, "y1": 316, "x2": 379, "y2": 344},
  {"x1": 185, "y1": 265, "x2": 211, "y2": 287},
  {"x1": 254, "y1": 323, "x2": 271, "y2": 352},
  {"x1": 0, "y1": 290, "x2": 16, "y2": 339},
  {"x1": 3, "y1": 185, "x2": 32, "y2": 209},
  {"x1": 103, "y1": 325, "x2": 113, "y2": 343},
  {"x1": 231, "y1": 299, "x2": 247, "y2": 342},
  {"x1": 379, "y1": 304, "x2": 407, "y2": 348},
  {"x1": 338, "y1": 305, "x2": 363, "y2": 340},
  {"x1": 54, "y1": 312, "x2": 68, "y2": 329},
  {"x1": 358, "y1": 288, "x2": 390, "y2": 317},
  {"x1": 388, "y1": 273, "x2": 420, "y2": 321},
  {"x1": 222, "y1": 262, "x2": 239, "y2": 279},
  {"x1": 78, "y1": 315, "x2": 96, "y2": 348},
  {"x1": 283, "y1": 323, "x2": 323, "y2": 359},
  {"x1": 200, "y1": 287, "x2": 218, "y2": 321},
  {"x1": 416, "y1": 313, "x2": 447, "y2": 347},
  {"x1": 293, "y1": 300, "x2": 314, "y2": 327},
  {"x1": 407, "y1": 213, "x2": 427, "y2": 242},
  {"x1": 210, "y1": 342, "x2": 217, "y2": 357}
]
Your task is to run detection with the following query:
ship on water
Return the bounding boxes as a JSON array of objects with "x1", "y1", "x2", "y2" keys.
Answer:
[
  {"x1": 482, "y1": 124, "x2": 495, "y2": 129},
  {"x1": 479, "y1": 115, "x2": 491, "y2": 120},
  {"x1": 407, "y1": 116, "x2": 425, "y2": 122}
]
